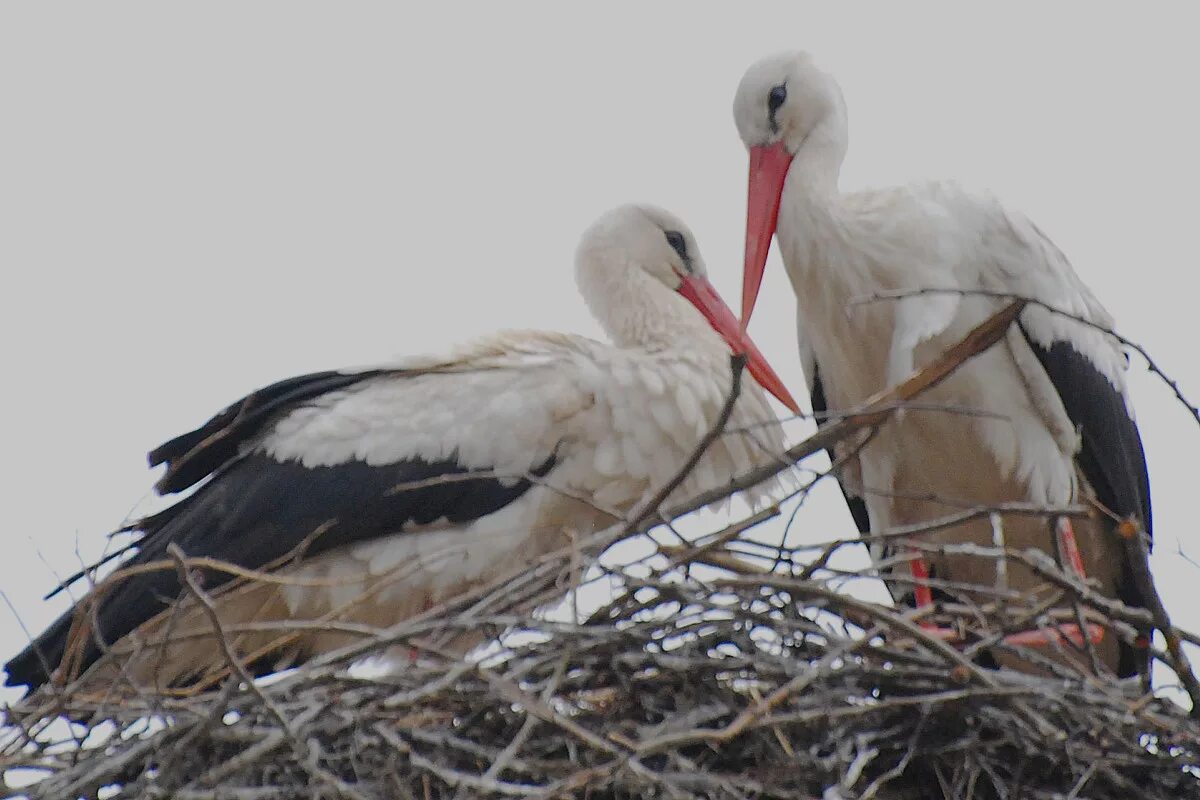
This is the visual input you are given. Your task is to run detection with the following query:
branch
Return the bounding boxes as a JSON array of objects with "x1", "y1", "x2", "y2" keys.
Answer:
[
  {"x1": 1117, "y1": 521, "x2": 1200, "y2": 717},
  {"x1": 166, "y1": 544, "x2": 296, "y2": 738},
  {"x1": 850, "y1": 287, "x2": 1199, "y2": 427},
  {"x1": 653, "y1": 300, "x2": 1027, "y2": 525}
]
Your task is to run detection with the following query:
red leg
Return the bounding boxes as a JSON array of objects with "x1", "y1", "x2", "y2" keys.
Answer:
[
  {"x1": 897, "y1": 524, "x2": 1104, "y2": 651},
  {"x1": 905, "y1": 548, "x2": 943, "y2": 634},
  {"x1": 908, "y1": 550, "x2": 935, "y2": 609},
  {"x1": 989, "y1": 517, "x2": 1103, "y2": 649},
  {"x1": 1055, "y1": 516, "x2": 1087, "y2": 580}
]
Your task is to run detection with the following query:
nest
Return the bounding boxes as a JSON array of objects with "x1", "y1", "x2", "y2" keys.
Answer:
[
  {"x1": 4, "y1": 304, "x2": 1200, "y2": 799},
  {"x1": 4, "y1": 546, "x2": 1199, "y2": 800}
]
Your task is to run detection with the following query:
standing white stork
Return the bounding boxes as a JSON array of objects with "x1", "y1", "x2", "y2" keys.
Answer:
[
  {"x1": 4, "y1": 204, "x2": 796, "y2": 695},
  {"x1": 732, "y1": 52, "x2": 1152, "y2": 679}
]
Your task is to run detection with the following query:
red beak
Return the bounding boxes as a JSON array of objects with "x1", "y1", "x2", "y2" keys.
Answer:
[
  {"x1": 741, "y1": 142, "x2": 795, "y2": 326},
  {"x1": 678, "y1": 274, "x2": 800, "y2": 414}
]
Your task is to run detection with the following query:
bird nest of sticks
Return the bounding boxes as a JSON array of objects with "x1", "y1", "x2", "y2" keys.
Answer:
[
  {"x1": 4, "y1": 304, "x2": 1200, "y2": 800},
  {"x1": 4, "y1": 533, "x2": 1199, "y2": 800}
]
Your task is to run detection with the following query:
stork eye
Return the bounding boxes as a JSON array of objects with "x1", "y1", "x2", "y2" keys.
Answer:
[
  {"x1": 664, "y1": 230, "x2": 688, "y2": 262},
  {"x1": 768, "y1": 83, "x2": 787, "y2": 113}
]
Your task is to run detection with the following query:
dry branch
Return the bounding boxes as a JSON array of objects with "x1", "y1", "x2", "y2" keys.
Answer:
[{"x1": 850, "y1": 287, "x2": 1200, "y2": 427}]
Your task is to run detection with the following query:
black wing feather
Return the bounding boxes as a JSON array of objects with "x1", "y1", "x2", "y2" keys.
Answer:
[
  {"x1": 150, "y1": 369, "x2": 390, "y2": 495},
  {"x1": 40, "y1": 370, "x2": 393, "y2": 599},
  {"x1": 5, "y1": 367, "x2": 558, "y2": 691},
  {"x1": 1019, "y1": 328, "x2": 1152, "y2": 540},
  {"x1": 5, "y1": 452, "x2": 555, "y2": 690},
  {"x1": 811, "y1": 366, "x2": 872, "y2": 536},
  {"x1": 1020, "y1": 325, "x2": 1153, "y2": 677}
]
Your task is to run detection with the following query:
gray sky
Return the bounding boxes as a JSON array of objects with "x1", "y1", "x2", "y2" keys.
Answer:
[{"x1": 1, "y1": 4, "x2": 1197, "y2": 706}]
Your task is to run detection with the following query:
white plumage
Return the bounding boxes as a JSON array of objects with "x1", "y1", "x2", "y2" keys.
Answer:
[
  {"x1": 273, "y1": 326, "x2": 786, "y2": 630},
  {"x1": 5, "y1": 204, "x2": 793, "y2": 694},
  {"x1": 733, "y1": 51, "x2": 1151, "y2": 678},
  {"x1": 267, "y1": 329, "x2": 780, "y2": 511}
]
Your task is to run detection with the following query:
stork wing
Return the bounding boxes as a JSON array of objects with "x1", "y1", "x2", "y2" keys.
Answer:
[
  {"x1": 988, "y1": 205, "x2": 1152, "y2": 541},
  {"x1": 1019, "y1": 333, "x2": 1152, "y2": 541},
  {"x1": 148, "y1": 369, "x2": 389, "y2": 495},
  {"x1": 898, "y1": 186, "x2": 1152, "y2": 541},
  {"x1": 4, "y1": 337, "x2": 587, "y2": 690},
  {"x1": 975, "y1": 202, "x2": 1152, "y2": 676}
]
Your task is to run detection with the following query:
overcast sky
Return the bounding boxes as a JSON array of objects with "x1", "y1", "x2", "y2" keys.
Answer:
[{"x1": 1, "y1": 4, "x2": 1197, "y2": 707}]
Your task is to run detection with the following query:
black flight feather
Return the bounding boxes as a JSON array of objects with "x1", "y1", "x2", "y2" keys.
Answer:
[
  {"x1": 1020, "y1": 324, "x2": 1153, "y2": 678},
  {"x1": 5, "y1": 366, "x2": 558, "y2": 691}
]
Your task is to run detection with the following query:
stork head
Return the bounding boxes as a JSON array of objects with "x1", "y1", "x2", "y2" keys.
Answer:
[
  {"x1": 733, "y1": 51, "x2": 847, "y2": 324},
  {"x1": 576, "y1": 204, "x2": 799, "y2": 413}
]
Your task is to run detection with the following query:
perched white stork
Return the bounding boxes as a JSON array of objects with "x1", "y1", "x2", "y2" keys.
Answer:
[
  {"x1": 4, "y1": 204, "x2": 796, "y2": 694},
  {"x1": 732, "y1": 52, "x2": 1152, "y2": 678}
]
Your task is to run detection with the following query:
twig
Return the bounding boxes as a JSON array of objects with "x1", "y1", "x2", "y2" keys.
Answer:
[
  {"x1": 654, "y1": 301, "x2": 1028, "y2": 525},
  {"x1": 850, "y1": 287, "x2": 1199, "y2": 426},
  {"x1": 1118, "y1": 521, "x2": 1200, "y2": 717},
  {"x1": 166, "y1": 544, "x2": 296, "y2": 738}
]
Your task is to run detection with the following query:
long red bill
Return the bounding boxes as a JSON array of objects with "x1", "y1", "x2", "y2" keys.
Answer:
[
  {"x1": 741, "y1": 141, "x2": 794, "y2": 326},
  {"x1": 678, "y1": 274, "x2": 800, "y2": 414}
]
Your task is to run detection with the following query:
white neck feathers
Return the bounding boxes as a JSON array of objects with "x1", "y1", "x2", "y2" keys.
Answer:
[{"x1": 576, "y1": 257, "x2": 712, "y2": 350}]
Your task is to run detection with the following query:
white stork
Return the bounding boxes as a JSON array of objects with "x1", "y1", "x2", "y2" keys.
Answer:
[
  {"x1": 4, "y1": 204, "x2": 796, "y2": 694},
  {"x1": 732, "y1": 52, "x2": 1152, "y2": 678}
]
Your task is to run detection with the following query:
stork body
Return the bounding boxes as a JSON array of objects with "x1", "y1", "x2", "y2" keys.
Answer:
[
  {"x1": 5, "y1": 205, "x2": 793, "y2": 694},
  {"x1": 734, "y1": 53, "x2": 1151, "y2": 678}
]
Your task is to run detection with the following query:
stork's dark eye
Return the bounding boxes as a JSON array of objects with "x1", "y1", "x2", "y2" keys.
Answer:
[
  {"x1": 664, "y1": 230, "x2": 688, "y2": 261},
  {"x1": 768, "y1": 83, "x2": 787, "y2": 114}
]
